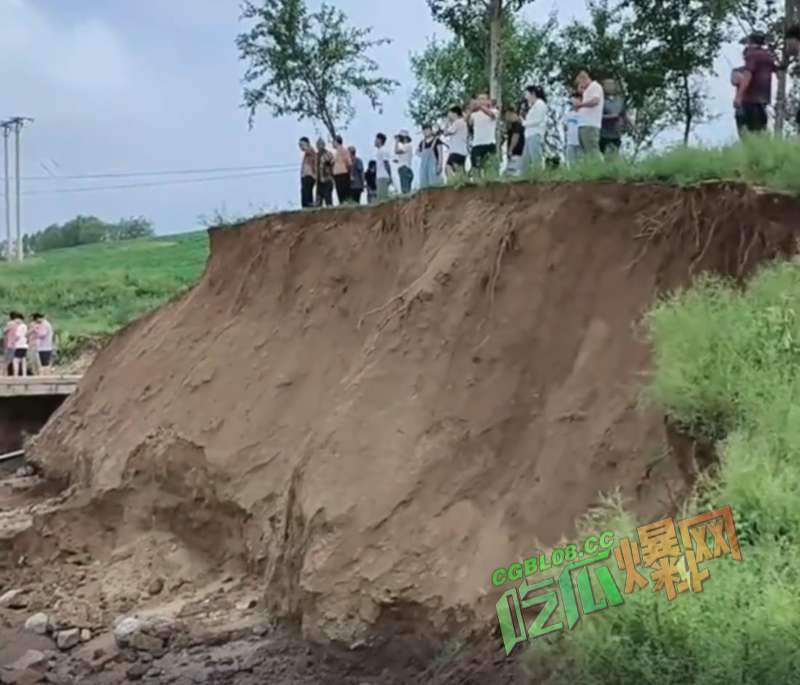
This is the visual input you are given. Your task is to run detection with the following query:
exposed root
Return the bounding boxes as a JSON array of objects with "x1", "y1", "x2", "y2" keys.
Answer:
[
  {"x1": 474, "y1": 227, "x2": 518, "y2": 352},
  {"x1": 488, "y1": 229, "x2": 518, "y2": 314},
  {"x1": 625, "y1": 185, "x2": 761, "y2": 277},
  {"x1": 357, "y1": 273, "x2": 428, "y2": 330}
]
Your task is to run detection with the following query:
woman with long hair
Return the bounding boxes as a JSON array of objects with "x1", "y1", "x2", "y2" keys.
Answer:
[{"x1": 523, "y1": 85, "x2": 548, "y2": 171}]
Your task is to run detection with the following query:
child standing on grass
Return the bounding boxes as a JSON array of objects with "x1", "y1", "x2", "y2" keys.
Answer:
[{"x1": 565, "y1": 93, "x2": 582, "y2": 167}]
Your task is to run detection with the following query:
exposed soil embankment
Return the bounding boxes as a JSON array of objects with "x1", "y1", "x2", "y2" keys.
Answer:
[{"x1": 27, "y1": 182, "x2": 799, "y2": 654}]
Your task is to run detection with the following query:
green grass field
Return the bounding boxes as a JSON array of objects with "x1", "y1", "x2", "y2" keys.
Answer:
[{"x1": 0, "y1": 231, "x2": 208, "y2": 359}]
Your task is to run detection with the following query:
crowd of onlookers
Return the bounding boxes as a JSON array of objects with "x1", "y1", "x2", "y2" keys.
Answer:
[
  {"x1": 297, "y1": 26, "x2": 800, "y2": 208},
  {"x1": 3, "y1": 312, "x2": 55, "y2": 377},
  {"x1": 297, "y1": 66, "x2": 627, "y2": 207}
]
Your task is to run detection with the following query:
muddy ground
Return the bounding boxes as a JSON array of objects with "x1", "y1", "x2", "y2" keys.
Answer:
[{"x1": 0, "y1": 469, "x2": 525, "y2": 684}]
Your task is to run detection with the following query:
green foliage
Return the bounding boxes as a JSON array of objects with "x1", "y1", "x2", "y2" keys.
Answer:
[
  {"x1": 622, "y1": 0, "x2": 740, "y2": 144},
  {"x1": 424, "y1": 0, "x2": 537, "y2": 110},
  {"x1": 527, "y1": 250, "x2": 800, "y2": 684},
  {"x1": 0, "y1": 232, "x2": 207, "y2": 360},
  {"x1": 408, "y1": 17, "x2": 557, "y2": 127},
  {"x1": 553, "y1": 0, "x2": 672, "y2": 153},
  {"x1": 237, "y1": 0, "x2": 398, "y2": 138},
  {"x1": 27, "y1": 215, "x2": 154, "y2": 254}
]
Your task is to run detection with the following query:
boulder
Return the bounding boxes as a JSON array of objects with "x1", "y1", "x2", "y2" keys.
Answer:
[
  {"x1": 0, "y1": 590, "x2": 28, "y2": 609},
  {"x1": 24, "y1": 614, "x2": 49, "y2": 636},
  {"x1": 55, "y1": 629, "x2": 80, "y2": 651}
]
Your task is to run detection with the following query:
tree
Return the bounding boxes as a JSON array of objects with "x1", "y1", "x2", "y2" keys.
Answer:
[
  {"x1": 27, "y1": 215, "x2": 155, "y2": 253},
  {"x1": 409, "y1": 16, "x2": 557, "y2": 127},
  {"x1": 426, "y1": 0, "x2": 537, "y2": 111},
  {"x1": 554, "y1": 0, "x2": 674, "y2": 154},
  {"x1": 236, "y1": 0, "x2": 398, "y2": 138},
  {"x1": 623, "y1": 0, "x2": 739, "y2": 144},
  {"x1": 110, "y1": 217, "x2": 154, "y2": 241}
]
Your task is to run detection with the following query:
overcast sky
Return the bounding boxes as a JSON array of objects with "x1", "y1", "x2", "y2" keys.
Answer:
[{"x1": 0, "y1": 0, "x2": 743, "y2": 236}]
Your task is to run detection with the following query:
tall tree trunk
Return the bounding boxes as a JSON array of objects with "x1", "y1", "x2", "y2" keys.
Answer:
[
  {"x1": 488, "y1": 0, "x2": 503, "y2": 112},
  {"x1": 776, "y1": 70, "x2": 787, "y2": 136},
  {"x1": 682, "y1": 74, "x2": 692, "y2": 145},
  {"x1": 779, "y1": 0, "x2": 800, "y2": 136}
]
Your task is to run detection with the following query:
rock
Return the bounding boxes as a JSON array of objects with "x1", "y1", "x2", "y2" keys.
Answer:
[
  {"x1": 251, "y1": 623, "x2": 270, "y2": 637},
  {"x1": 80, "y1": 628, "x2": 92, "y2": 642},
  {"x1": 0, "y1": 668, "x2": 44, "y2": 685},
  {"x1": 0, "y1": 589, "x2": 28, "y2": 609},
  {"x1": 128, "y1": 632, "x2": 163, "y2": 653},
  {"x1": 7, "y1": 650, "x2": 47, "y2": 671},
  {"x1": 114, "y1": 617, "x2": 143, "y2": 646},
  {"x1": 147, "y1": 578, "x2": 164, "y2": 596},
  {"x1": 235, "y1": 598, "x2": 257, "y2": 611},
  {"x1": 24, "y1": 613, "x2": 50, "y2": 635},
  {"x1": 55, "y1": 629, "x2": 80, "y2": 651},
  {"x1": 125, "y1": 663, "x2": 149, "y2": 681}
]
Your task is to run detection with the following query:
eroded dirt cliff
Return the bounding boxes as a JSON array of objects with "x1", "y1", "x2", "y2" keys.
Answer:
[{"x1": 27, "y1": 181, "x2": 799, "y2": 654}]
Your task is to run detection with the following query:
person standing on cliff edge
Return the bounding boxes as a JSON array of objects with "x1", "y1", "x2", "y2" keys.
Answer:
[
  {"x1": 315, "y1": 138, "x2": 335, "y2": 207},
  {"x1": 574, "y1": 68, "x2": 604, "y2": 159},
  {"x1": 298, "y1": 137, "x2": 317, "y2": 209}
]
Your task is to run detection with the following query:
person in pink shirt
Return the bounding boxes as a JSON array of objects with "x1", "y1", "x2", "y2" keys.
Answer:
[
  {"x1": 3, "y1": 312, "x2": 17, "y2": 376},
  {"x1": 31, "y1": 313, "x2": 54, "y2": 375},
  {"x1": 11, "y1": 313, "x2": 28, "y2": 377}
]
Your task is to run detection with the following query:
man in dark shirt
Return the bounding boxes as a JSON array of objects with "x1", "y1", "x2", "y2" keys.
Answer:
[
  {"x1": 504, "y1": 107, "x2": 526, "y2": 176},
  {"x1": 735, "y1": 32, "x2": 776, "y2": 133}
]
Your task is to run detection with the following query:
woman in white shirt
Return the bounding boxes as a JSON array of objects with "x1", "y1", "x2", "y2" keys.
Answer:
[
  {"x1": 444, "y1": 106, "x2": 469, "y2": 175},
  {"x1": 394, "y1": 130, "x2": 414, "y2": 193},
  {"x1": 523, "y1": 85, "x2": 548, "y2": 172}
]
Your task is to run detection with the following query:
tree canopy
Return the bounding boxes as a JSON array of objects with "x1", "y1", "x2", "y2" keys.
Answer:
[
  {"x1": 27, "y1": 216, "x2": 154, "y2": 254},
  {"x1": 236, "y1": 0, "x2": 398, "y2": 138}
]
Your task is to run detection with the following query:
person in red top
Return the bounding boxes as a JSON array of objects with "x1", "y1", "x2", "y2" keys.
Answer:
[{"x1": 734, "y1": 32, "x2": 776, "y2": 133}]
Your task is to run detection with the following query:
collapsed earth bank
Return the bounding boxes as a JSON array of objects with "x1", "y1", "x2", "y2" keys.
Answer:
[{"x1": 27, "y1": 181, "x2": 799, "y2": 653}]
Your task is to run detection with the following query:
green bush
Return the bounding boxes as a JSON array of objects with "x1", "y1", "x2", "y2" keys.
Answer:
[{"x1": 529, "y1": 261, "x2": 800, "y2": 684}]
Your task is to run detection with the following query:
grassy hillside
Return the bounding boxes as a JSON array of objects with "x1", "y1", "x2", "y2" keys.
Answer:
[{"x1": 0, "y1": 232, "x2": 208, "y2": 358}]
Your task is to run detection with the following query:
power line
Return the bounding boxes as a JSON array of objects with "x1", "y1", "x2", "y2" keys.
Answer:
[
  {"x1": 0, "y1": 161, "x2": 297, "y2": 182},
  {"x1": 12, "y1": 167, "x2": 297, "y2": 197}
]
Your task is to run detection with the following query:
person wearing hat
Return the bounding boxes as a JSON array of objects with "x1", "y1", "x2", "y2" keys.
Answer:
[
  {"x1": 394, "y1": 130, "x2": 414, "y2": 193},
  {"x1": 734, "y1": 31, "x2": 777, "y2": 134}
]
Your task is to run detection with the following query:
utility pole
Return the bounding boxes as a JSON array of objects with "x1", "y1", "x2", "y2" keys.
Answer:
[
  {"x1": 1, "y1": 125, "x2": 10, "y2": 262},
  {"x1": 0, "y1": 117, "x2": 33, "y2": 262}
]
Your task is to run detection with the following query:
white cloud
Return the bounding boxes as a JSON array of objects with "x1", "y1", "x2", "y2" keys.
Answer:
[{"x1": 0, "y1": 2, "x2": 136, "y2": 102}]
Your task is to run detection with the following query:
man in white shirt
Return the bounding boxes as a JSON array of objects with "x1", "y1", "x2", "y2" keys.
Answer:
[
  {"x1": 394, "y1": 130, "x2": 414, "y2": 193},
  {"x1": 374, "y1": 133, "x2": 392, "y2": 200},
  {"x1": 468, "y1": 93, "x2": 499, "y2": 173},
  {"x1": 574, "y1": 68, "x2": 604, "y2": 159}
]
